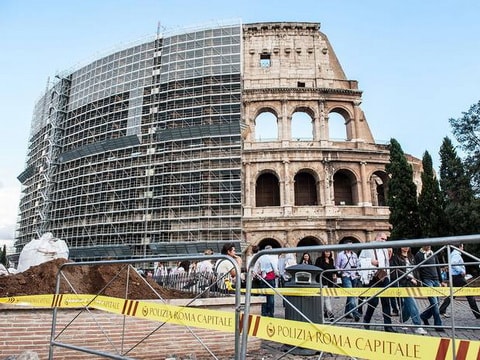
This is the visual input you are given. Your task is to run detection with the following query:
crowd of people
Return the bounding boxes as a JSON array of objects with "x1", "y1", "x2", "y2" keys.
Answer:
[{"x1": 150, "y1": 237, "x2": 479, "y2": 335}]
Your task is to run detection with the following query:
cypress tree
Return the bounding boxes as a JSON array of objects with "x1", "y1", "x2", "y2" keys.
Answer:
[
  {"x1": 0, "y1": 245, "x2": 7, "y2": 267},
  {"x1": 385, "y1": 138, "x2": 421, "y2": 240},
  {"x1": 418, "y1": 151, "x2": 446, "y2": 237},
  {"x1": 439, "y1": 137, "x2": 479, "y2": 236}
]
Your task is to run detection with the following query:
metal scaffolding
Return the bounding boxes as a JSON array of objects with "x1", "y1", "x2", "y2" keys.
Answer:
[{"x1": 15, "y1": 22, "x2": 243, "y2": 262}]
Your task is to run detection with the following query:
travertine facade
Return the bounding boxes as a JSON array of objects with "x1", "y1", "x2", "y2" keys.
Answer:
[{"x1": 241, "y1": 22, "x2": 421, "y2": 250}]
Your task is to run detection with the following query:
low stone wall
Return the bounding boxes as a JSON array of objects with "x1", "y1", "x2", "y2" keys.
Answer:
[{"x1": 0, "y1": 297, "x2": 263, "y2": 359}]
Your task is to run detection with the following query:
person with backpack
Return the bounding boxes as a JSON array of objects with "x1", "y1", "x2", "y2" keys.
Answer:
[
  {"x1": 359, "y1": 232, "x2": 396, "y2": 332},
  {"x1": 415, "y1": 245, "x2": 446, "y2": 331},
  {"x1": 335, "y1": 241, "x2": 361, "y2": 322},
  {"x1": 390, "y1": 246, "x2": 427, "y2": 335}
]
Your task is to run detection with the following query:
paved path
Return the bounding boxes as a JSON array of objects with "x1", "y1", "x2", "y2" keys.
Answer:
[{"x1": 250, "y1": 293, "x2": 480, "y2": 359}]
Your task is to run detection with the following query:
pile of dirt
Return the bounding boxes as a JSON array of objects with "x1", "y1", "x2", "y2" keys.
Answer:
[{"x1": 0, "y1": 258, "x2": 192, "y2": 300}]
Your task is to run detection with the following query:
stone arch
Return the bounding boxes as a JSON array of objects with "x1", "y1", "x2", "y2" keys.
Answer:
[
  {"x1": 254, "y1": 108, "x2": 278, "y2": 141},
  {"x1": 257, "y1": 238, "x2": 282, "y2": 249},
  {"x1": 291, "y1": 106, "x2": 315, "y2": 141},
  {"x1": 369, "y1": 170, "x2": 389, "y2": 206},
  {"x1": 338, "y1": 236, "x2": 361, "y2": 255},
  {"x1": 255, "y1": 171, "x2": 281, "y2": 206},
  {"x1": 254, "y1": 106, "x2": 279, "y2": 119},
  {"x1": 293, "y1": 169, "x2": 319, "y2": 206},
  {"x1": 297, "y1": 236, "x2": 323, "y2": 263},
  {"x1": 297, "y1": 236, "x2": 322, "y2": 247},
  {"x1": 291, "y1": 105, "x2": 316, "y2": 119},
  {"x1": 327, "y1": 106, "x2": 353, "y2": 141},
  {"x1": 338, "y1": 236, "x2": 361, "y2": 245},
  {"x1": 333, "y1": 169, "x2": 358, "y2": 205}
]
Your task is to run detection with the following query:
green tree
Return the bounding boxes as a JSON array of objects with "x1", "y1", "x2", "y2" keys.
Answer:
[
  {"x1": 418, "y1": 151, "x2": 445, "y2": 237},
  {"x1": 385, "y1": 138, "x2": 421, "y2": 240},
  {"x1": 0, "y1": 245, "x2": 7, "y2": 267},
  {"x1": 439, "y1": 137, "x2": 479, "y2": 236},
  {"x1": 449, "y1": 100, "x2": 480, "y2": 195}
]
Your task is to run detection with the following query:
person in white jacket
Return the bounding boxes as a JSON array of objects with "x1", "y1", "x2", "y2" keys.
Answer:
[
  {"x1": 358, "y1": 232, "x2": 396, "y2": 332},
  {"x1": 257, "y1": 245, "x2": 279, "y2": 317}
]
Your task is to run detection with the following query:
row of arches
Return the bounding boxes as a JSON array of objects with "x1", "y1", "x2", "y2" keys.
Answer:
[
  {"x1": 251, "y1": 236, "x2": 362, "y2": 264},
  {"x1": 258, "y1": 236, "x2": 360, "y2": 249},
  {"x1": 255, "y1": 168, "x2": 388, "y2": 207},
  {"x1": 253, "y1": 109, "x2": 349, "y2": 141}
]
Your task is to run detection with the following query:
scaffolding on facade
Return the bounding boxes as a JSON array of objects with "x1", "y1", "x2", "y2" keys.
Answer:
[{"x1": 14, "y1": 23, "x2": 244, "y2": 262}]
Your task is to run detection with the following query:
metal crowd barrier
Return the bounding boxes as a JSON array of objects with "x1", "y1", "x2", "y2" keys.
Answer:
[{"x1": 240, "y1": 234, "x2": 480, "y2": 360}]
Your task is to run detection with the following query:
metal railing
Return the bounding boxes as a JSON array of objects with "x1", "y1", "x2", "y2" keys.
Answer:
[
  {"x1": 45, "y1": 234, "x2": 480, "y2": 359},
  {"x1": 48, "y1": 254, "x2": 242, "y2": 360},
  {"x1": 153, "y1": 270, "x2": 231, "y2": 297},
  {"x1": 241, "y1": 234, "x2": 480, "y2": 359}
]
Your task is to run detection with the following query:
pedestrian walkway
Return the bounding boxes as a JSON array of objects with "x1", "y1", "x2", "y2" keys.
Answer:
[{"x1": 252, "y1": 294, "x2": 480, "y2": 359}]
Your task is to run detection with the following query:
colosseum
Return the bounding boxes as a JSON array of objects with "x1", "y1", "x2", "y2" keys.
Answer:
[{"x1": 14, "y1": 20, "x2": 421, "y2": 263}]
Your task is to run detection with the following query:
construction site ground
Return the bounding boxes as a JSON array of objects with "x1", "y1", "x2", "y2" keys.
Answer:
[{"x1": 1, "y1": 260, "x2": 479, "y2": 359}]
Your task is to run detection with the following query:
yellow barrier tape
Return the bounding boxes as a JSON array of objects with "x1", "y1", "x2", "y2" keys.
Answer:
[
  {"x1": 247, "y1": 315, "x2": 480, "y2": 360},
  {"x1": 5, "y1": 286, "x2": 480, "y2": 304},
  {"x1": 1, "y1": 294, "x2": 236, "y2": 332},
  {"x1": 229, "y1": 284, "x2": 480, "y2": 298},
  {"x1": 2, "y1": 293, "x2": 480, "y2": 359},
  {"x1": 0, "y1": 294, "x2": 55, "y2": 307}
]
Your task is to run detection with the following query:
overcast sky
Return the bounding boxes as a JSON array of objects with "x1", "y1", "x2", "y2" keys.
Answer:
[{"x1": 1, "y1": 0, "x2": 479, "y2": 247}]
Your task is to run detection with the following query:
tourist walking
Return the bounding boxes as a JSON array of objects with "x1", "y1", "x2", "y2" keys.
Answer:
[
  {"x1": 216, "y1": 243, "x2": 242, "y2": 292},
  {"x1": 388, "y1": 247, "x2": 400, "y2": 316},
  {"x1": 414, "y1": 245, "x2": 446, "y2": 331},
  {"x1": 390, "y1": 246, "x2": 427, "y2": 335},
  {"x1": 278, "y1": 247, "x2": 297, "y2": 286},
  {"x1": 197, "y1": 249, "x2": 214, "y2": 273},
  {"x1": 439, "y1": 244, "x2": 480, "y2": 319},
  {"x1": 257, "y1": 245, "x2": 279, "y2": 317},
  {"x1": 335, "y1": 241, "x2": 361, "y2": 322},
  {"x1": 315, "y1": 250, "x2": 336, "y2": 320},
  {"x1": 197, "y1": 248, "x2": 215, "y2": 292},
  {"x1": 359, "y1": 232, "x2": 396, "y2": 332}
]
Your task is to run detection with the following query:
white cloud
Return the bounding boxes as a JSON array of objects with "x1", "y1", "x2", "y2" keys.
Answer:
[{"x1": 0, "y1": 184, "x2": 21, "y2": 243}]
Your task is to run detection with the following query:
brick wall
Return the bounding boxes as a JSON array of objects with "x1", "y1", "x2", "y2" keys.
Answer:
[{"x1": 0, "y1": 298, "x2": 263, "y2": 359}]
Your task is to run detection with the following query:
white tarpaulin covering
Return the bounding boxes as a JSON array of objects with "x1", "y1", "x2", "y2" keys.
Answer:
[{"x1": 17, "y1": 232, "x2": 69, "y2": 273}]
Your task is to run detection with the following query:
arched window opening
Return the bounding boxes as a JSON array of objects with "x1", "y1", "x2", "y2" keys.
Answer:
[
  {"x1": 256, "y1": 173, "x2": 280, "y2": 207},
  {"x1": 294, "y1": 172, "x2": 317, "y2": 205},
  {"x1": 339, "y1": 236, "x2": 360, "y2": 245},
  {"x1": 370, "y1": 171, "x2": 389, "y2": 206},
  {"x1": 257, "y1": 238, "x2": 281, "y2": 249},
  {"x1": 333, "y1": 170, "x2": 356, "y2": 205},
  {"x1": 328, "y1": 111, "x2": 348, "y2": 140},
  {"x1": 297, "y1": 236, "x2": 322, "y2": 263},
  {"x1": 339, "y1": 236, "x2": 361, "y2": 254},
  {"x1": 255, "y1": 111, "x2": 278, "y2": 141},
  {"x1": 291, "y1": 111, "x2": 313, "y2": 140},
  {"x1": 297, "y1": 236, "x2": 322, "y2": 247}
]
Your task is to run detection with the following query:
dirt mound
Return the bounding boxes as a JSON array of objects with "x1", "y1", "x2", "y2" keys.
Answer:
[{"x1": 0, "y1": 258, "x2": 191, "y2": 299}]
